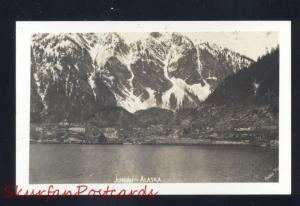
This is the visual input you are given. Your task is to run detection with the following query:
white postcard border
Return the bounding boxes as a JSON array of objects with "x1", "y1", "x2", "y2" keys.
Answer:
[{"x1": 16, "y1": 21, "x2": 291, "y2": 195}]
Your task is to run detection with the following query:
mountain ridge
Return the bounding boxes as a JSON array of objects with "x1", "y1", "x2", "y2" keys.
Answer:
[{"x1": 31, "y1": 32, "x2": 254, "y2": 122}]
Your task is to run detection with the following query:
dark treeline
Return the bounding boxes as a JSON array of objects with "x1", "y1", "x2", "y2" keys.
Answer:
[{"x1": 206, "y1": 47, "x2": 279, "y2": 115}]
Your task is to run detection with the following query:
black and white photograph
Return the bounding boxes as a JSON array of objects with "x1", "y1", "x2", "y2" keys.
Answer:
[{"x1": 16, "y1": 21, "x2": 291, "y2": 194}]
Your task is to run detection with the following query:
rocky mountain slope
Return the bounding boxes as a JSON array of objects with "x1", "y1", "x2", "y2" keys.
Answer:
[
  {"x1": 177, "y1": 48, "x2": 279, "y2": 135},
  {"x1": 31, "y1": 32, "x2": 253, "y2": 122},
  {"x1": 31, "y1": 47, "x2": 279, "y2": 148}
]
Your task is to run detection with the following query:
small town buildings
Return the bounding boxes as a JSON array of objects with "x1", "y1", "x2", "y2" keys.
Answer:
[
  {"x1": 102, "y1": 128, "x2": 118, "y2": 139},
  {"x1": 68, "y1": 127, "x2": 85, "y2": 133}
]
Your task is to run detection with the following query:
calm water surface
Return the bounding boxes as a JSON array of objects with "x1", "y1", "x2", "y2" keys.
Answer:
[{"x1": 30, "y1": 144, "x2": 278, "y2": 183}]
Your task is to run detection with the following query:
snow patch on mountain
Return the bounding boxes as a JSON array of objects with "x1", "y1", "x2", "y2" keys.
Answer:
[
  {"x1": 88, "y1": 73, "x2": 96, "y2": 98},
  {"x1": 162, "y1": 78, "x2": 210, "y2": 109},
  {"x1": 196, "y1": 45, "x2": 203, "y2": 75}
]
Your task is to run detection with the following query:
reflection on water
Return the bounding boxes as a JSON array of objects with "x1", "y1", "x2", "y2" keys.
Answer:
[{"x1": 30, "y1": 144, "x2": 278, "y2": 183}]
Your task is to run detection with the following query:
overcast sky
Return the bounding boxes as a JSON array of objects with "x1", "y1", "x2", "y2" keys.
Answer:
[{"x1": 121, "y1": 32, "x2": 278, "y2": 60}]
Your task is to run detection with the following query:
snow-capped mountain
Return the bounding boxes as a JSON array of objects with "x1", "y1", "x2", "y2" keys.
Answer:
[{"x1": 31, "y1": 32, "x2": 253, "y2": 122}]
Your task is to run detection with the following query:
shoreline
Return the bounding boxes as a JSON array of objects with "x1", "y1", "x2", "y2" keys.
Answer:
[{"x1": 30, "y1": 140, "x2": 279, "y2": 148}]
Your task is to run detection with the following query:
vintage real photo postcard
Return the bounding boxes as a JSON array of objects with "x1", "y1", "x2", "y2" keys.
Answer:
[{"x1": 16, "y1": 21, "x2": 291, "y2": 194}]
